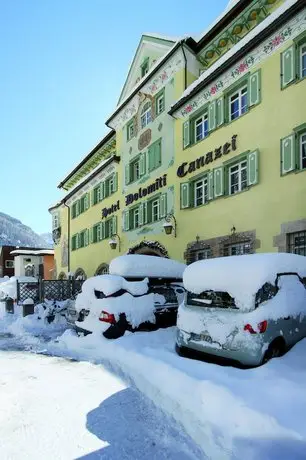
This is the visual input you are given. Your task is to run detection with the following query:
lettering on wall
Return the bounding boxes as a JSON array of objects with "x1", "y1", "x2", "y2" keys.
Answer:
[
  {"x1": 101, "y1": 200, "x2": 120, "y2": 219},
  {"x1": 125, "y1": 174, "x2": 167, "y2": 206},
  {"x1": 177, "y1": 135, "x2": 238, "y2": 178}
]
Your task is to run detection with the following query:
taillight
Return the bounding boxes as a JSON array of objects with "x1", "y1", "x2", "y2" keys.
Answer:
[
  {"x1": 99, "y1": 311, "x2": 116, "y2": 324},
  {"x1": 244, "y1": 320, "x2": 267, "y2": 334}
]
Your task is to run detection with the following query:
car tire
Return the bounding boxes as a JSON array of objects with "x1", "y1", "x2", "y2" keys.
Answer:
[{"x1": 262, "y1": 339, "x2": 285, "y2": 364}]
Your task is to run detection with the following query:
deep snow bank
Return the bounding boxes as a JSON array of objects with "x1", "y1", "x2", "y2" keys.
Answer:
[{"x1": 50, "y1": 329, "x2": 306, "y2": 460}]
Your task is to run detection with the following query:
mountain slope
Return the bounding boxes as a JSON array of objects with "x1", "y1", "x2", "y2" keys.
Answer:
[{"x1": 0, "y1": 212, "x2": 53, "y2": 248}]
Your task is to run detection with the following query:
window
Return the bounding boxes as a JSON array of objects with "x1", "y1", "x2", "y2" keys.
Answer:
[
  {"x1": 127, "y1": 120, "x2": 135, "y2": 141},
  {"x1": 229, "y1": 160, "x2": 248, "y2": 195},
  {"x1": 140, "y1": 102, "x2": 152, "y2": 129},
  {"x1": 133, "y1": 208, "x2": 140, "y2": 229},
  {"x1": 79, "y1": 231, "x2": 86, "y2": 248},
  {"x1": 288, "y1": 231, "x2": 306, "y2": 256},
  {"x1": 79, "y1": 196, "x2": 86, "y2": 214},
  {"x1": 191, "y1": 249, "x2": 211, "y2": 263},
  {"x1": 131, "y1": 158, "x2": 140, "y2": 182},
  {"x1": 301, "y1": 44, "x2": 306, "y2": 78},
  {"x1": 194, "y1": 177, "x2": 208, "y2": 207},
  {"x1": 224, "y1": 242, "x2": 251, "y2": 256},
  {"x1": 71, "y1": 202, "x2": 78, "y2": 219},
  {"x1": 300, "y1": 133, "x2": 306, "y2": 170},
  {"x1": 229, "y1": 86, "x2": 248, "y2": 121},
  {"x1": 141, "y1": 58, "x2": 149, "y2": 77},
  {"x1": 5, "y1": 260, "x2": 14, "y2": 269},
  {"x1": 104, "y1": 219, "x2": 113, "y2": 239},
  {"x1": 156, "y1": 93, "x2": 164, "y2": 115},
  {"x1": 195, "y1": 113, "x2": 208, "y2": 142},
  {"x1": 152, "y1": 199, "x2": 160, "y2": 222},
  {"x1": 93, "y1": 224, "x2": 102, "y2": 243},
  {"x1": 105, "y1": 176, "x2": 114, "y2": 197},
  {"x1": 71, "y1": 235, "x2": 78, "y2": 251},
  {"x1": 93, "y1": 186, "x2": 101, "y2": 205}
]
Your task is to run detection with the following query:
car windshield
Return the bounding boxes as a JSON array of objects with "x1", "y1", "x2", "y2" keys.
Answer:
[{"x1": 187, "y1": 290, "x2": 237, "y2": 309}]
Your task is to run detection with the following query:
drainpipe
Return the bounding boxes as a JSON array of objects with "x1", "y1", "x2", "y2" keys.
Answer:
[{"x1": 63, "y1": 201, "x2": 70, "y2": 273}]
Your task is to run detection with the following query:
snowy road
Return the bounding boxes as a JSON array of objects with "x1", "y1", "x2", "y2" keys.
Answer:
[{"x1": 0, "y1": 347, "x2": 201, "y2": 460}]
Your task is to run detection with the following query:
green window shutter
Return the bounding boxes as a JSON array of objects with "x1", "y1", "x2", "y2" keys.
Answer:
[
  {"x1": 208, "y1": 171, "x2": 214, "y2": 200},
  {"x1": 89, "y1": 227, "x2": 94, "y2": 244},
  {"x1": 183, "y1": 121, "x2": 190, "y2": 149},
  {"x1": 112, "y1": 216, "x2": 117, "y2": 235},
  {"x1": 113, "y1": 172, "x2": 118, "y2": 192},
  {"x1": 100, "y1": 182, "x2": 105, "y2": 200},
  {"x1": 180, "y1": 182, "x2": 190, "y2": 209},
  {"x1": 138, "y1": 203, "x2": 144, "y2": 226},
  {"x1": 123, "y1": 211, "x2": 130, "y2": 231},
  {"x1": 104, "y1": 179, "x2": 110, "y2": 198},
  {"x1": 143, "y1": 201, "x2": 148, "y2": 224},
  {"x1": 125, "y1": 164, "x2": 130, "y2": 185},
  {"x1": 156, "y1": 139, "x2": 161, "y2": 168},
  {"x1": 86, "y1": 193, "x2": 90, "y2": 210},
  {"x1": 216, "y1": 97, "x2": 224, "y2": 127},
  {"x1": 76, "y1": 201, "x2": 80, "y2": 216},
  {"x1": 139, "y1": 152, "x2": 146, "y2": 176},
  {"x1": 101, "y1": 222, "x2": 105, "y2": 240},
  {"x1": 214, "y1": 167, "x2": 224, "y2": 198},
  {"x1": 247, "y1": 150, "x2": 259, "y2": 186},
  {"x1": 160, "y1": 193, "x2": 167, "y2": 218},
  {"x1": 91, "y1": 188, "x2": 96, "y2": 206},
  {"x1": 147, "y1": 201, "x2": 153, "y2": 223},
  {"x1": 281, "y1": 45, "x2": 296, "y2": 88},
  {"x1": 75, "y1": 234, "x2": 79, "y2": 249},
  {"x1": 208, "y1": 100, "x2": 217, "y2": 131},
  {"x1": 148, "y1": 145, "x2": 153, "y2": 172},
  {"x1": 249, "y1": 70, "x2": 261, "y2": 106},
  {"x1": 281, "y1": 134, "x2": 296, "y2": 175},
  {"x1": 85, "y1": 229, "x2": 89, "y2": 246},
  {"x1": 92, "y1": 226, "x2": 96, "y2": 243}
]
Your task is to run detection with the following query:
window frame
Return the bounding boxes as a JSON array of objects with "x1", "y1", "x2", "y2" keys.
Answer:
[
  {"x1": 194, "y1": 176, "x2": 208, "y2": 207},
  {"x1": 287, "y1": 231, "x2": 306, "y2": 256},
  {"x1": 151, "y1": 198, "x2": 160, "y2": 223},
  {"x1": 224, "y1": 242, "x2": 252, "y2": 256},
  {"x1": 228, "y1": 159, "x2": 248, "y2": 195},
  {"x1": 229, "y1": 85, "x2": 248, "y2": 122},
  {"x1": 155, "y1": 89, "x2": 165, "y2": 116},
  {"x1": 194, "y1": 112, "x2": 208, "y2": 143},
  {"x1": 141, "y1": 58, "x2": 149, "y2": 78},
  {"x1": 300, "y1": 43, "x2": 306, "y2": 79},
  {"x1": 300, "y1": 132, "x2": 306, "y2": 170},
  {"x1": 5, "y1": 260, "x2": 14, "y2": 269},
  {"x1": 130, "y1": 157, "x2": 140, "y2": 183},
  {"x1": 104, "y1": 218, "x2": 113, "y2": 239},
  {"x1": 52, "y1": 213, "x2": 59, "y2": 230},
  {"x1": 140, "y1": 101, "x2": 152, "y2": 129},
  {"x1": 127, "y1": 119, "x2": 135, "y2": 141}
]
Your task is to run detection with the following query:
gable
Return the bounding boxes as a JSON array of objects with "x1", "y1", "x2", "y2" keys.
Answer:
[{"x1": 117, "y1": 34, "x2": 178, "y2": 106}]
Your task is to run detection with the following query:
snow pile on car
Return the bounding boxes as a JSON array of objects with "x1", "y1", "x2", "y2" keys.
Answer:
[
  {"x1": 183, "y1": 253, "x2": 306, "y2": 311},
  {"x1": 75, "y1": 274, "x2": 155, "y2": 331},
  {"x1": 109, "y1": 254, "x2": 186, "y2": 279}
]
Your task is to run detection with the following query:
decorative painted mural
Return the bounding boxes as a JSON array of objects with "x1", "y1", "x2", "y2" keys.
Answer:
[
  {"x1": 177, "y1": 10, "x2": 306, "y2": 119},
  {"x1": 61, "y1": 235, "x2": 68, "y2": 268},
  {"x1": 109, "y1": 52, "x2": 184, "y2": 130}
]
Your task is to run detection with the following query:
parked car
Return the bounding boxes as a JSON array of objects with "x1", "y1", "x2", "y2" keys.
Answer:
[
  {"x1": 176, "y1": 253, "x2": 306, "y2": 367},
  {"x1": 67, "y1": 255, "x2": 186, "y2": 339}
]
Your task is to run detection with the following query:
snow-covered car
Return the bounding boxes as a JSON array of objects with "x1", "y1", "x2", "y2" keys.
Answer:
[
  {"x1": 69, "y1": 255, "x2": 186, "y2": 339},
  {"x1": 176, "y1": 253, "x2": 306, "y2": 367}
]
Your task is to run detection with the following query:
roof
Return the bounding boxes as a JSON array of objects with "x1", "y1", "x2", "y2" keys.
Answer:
[
  {"x1": 10, "y1": 249, "x2": 54, "y2": 256},
  {"x1": 57, "y1": 130, "x2": 115, "y2": 190},
  {"x1": 170, "y1": 0, "x2": 301, "y2": 114}
]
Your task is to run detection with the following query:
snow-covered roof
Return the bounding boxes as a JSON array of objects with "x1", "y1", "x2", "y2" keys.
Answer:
[
  {"x1": 109, "y1": 255, "x2": 186, "y2": 279},
  {"x1": 10, "y1": 249, "x2": 54, "y2": 256},
  {"x1": 172, "y1": 0, "x2": 299, "y2": 112},
  {"x1": 183, "y1": 253, "x2": 306, "y2": 311}
]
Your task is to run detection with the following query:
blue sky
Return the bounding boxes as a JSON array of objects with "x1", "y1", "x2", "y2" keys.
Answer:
[{"x1": 0, "y1": 0, "x2": 229, "y2": 235}]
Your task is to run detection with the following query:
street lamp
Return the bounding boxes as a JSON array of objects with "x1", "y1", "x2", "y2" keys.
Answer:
[
  {"x1": 163, "y1": 214, "x2": 177, "y2": 237},
  {"x1": 109, "y1": 233, "x2": 121, "y2": 251}
]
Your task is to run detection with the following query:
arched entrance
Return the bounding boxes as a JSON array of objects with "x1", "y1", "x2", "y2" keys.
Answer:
[
  {"x1": 74, "y1": 268, "x2": 87, "y2": 280},
  {"x1": 127, "y1": 241, "x2": 169, "y2": 258},
  {"x1": 95, "y1": 263, "x2": 109, "y2": 275}
]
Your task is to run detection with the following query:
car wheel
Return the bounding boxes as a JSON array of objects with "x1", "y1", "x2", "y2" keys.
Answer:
[
  {"x1": 175, "y1": 343, "x2": 187, "y2": 357},
  {"x1": 262, "y1": 340, "x2": 285, "y2": 364}
]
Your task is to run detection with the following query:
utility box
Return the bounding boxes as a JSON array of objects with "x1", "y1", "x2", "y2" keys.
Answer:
[
  {"x1": 5, "y1": 298, "x2": 14, "y2": 314},
  {"x1": 22, "y1": 298, "x2": 34, "y2": 317}
]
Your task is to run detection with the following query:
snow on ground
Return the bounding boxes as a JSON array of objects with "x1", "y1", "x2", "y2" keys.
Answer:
[{"x1": 1, "y1": 311, "x2": 306, "y2": 459}]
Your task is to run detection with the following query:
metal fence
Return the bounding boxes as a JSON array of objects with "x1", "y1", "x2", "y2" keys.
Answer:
[{"x1": 16, "y1": 279, "x2": 84, "y2": 305}]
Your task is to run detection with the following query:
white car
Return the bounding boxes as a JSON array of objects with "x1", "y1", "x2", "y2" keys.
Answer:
[
  {"x1": 68, "y1": 255, "x2": 186, "y2": 339},
  {"x1": 176, "y1": 253, "x2": 306, "y2": 367}
]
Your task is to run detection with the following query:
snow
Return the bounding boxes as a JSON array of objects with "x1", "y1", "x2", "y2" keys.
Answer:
[
  {"x1": 1, "y1": 307, "x2": 306, "y2": 459},
  {"x1": 175, "y1": 0, "x2": 300, "y2": 107},
  {"x1": 109, "y1": 254, "x2": 186, "y2": 279},
  {"x1": 0, "y1": 276, "x2": 37, "y2": 300},
  {"x1": 10, "y1": 248, "x2": 54, "y2": 255},
  {"x1": 183, "y1": 253, "x2": 306, "y2": 311}
]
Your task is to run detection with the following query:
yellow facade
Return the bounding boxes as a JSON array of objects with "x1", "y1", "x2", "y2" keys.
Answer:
[{"x1": 50, "y1": 1, "x2": 306, "y2": 278}]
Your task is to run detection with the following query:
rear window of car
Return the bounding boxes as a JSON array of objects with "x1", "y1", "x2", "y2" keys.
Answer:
[{"x1": 186, "y1": 290, "x2": 237, "y2": 309}]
